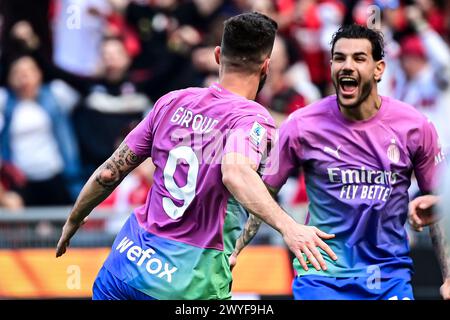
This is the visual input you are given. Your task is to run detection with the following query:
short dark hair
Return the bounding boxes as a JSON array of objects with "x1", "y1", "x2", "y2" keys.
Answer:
[
  {"x1": 221, "y1": 12, "x2": 278, "y2": 73},
  {"x1": 330, "y1": 24, "x2": 385, "y2": 61}
]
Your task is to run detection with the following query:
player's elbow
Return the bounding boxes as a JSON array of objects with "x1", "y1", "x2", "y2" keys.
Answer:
[
  {"x1": 222, "y1": 163, "x2": 246, "y2": 192},
  {"x1": 97, "y1": 167, "x2": 120, "y2": 186},
  {"x1": 222, "y1": 153, "x2": 257, "y2": 192},
  {"x1": 222, "y1": 173, "x2": 234, "y2": 189},
  {"x1": 221, "y1": 164, "x2": 234, "y2": 187}
]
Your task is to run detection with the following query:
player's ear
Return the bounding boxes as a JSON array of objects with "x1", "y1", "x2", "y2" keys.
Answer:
[
  {"x1": 214, "y1": 46, "x2": 221, "y2": 65},
  {"x1": 261, "y1": 58, "x2": 270, "y2": 75},
  {"x1": 374, "y1": 59, "x2": 385, "y2": 82}
]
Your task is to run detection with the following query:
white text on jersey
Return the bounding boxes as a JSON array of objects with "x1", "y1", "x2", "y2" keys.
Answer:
[
  {"x1": 116, "y1": 236, "x2": 178, "y2": 283},
  {"x1": 327, "y1": 167, "x2": 399, "y2": 202},
  {"x1": 171, "y1": 107, "x2": 219, "y2": 133}
]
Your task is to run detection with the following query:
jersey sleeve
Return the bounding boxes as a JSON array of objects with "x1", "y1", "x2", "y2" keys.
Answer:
[
  {"x1": 263, "y1": 116, "x2": 303, "y2": 190},
  {"x1": 124, "y1": 91, "x2": 175, "y2": 157},
  {"x1": 223, "y1": 113, "x2": 276, "y2": 167},
  {"x1": 413, "y1": 117, "x2": 445, "y2": 194}
]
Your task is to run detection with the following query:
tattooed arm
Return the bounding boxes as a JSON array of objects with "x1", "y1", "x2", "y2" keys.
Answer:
[
  {"x1": 429, "y1": 222, "x2": 450, "y2": 299},
  {"x1": 409, "y1": 195, "x2": 450, "y2": 299},
  {"x1": 229, "y1": 185, "x2": 280, "y2": 270},
  {"x1": 56, "y1": 142, "x2": 145, "y2": 257},
  {"x1": 229, "y1": 214, "x2": 262, "y2": 270}
]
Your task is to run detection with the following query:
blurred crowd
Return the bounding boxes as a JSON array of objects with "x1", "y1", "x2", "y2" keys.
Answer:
[{"x1": 0, "y1": 0, "x2": 449, "y2": 212}]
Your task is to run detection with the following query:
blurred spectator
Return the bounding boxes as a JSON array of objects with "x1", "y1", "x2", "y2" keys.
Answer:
[
  {"x1": 0, "y1": 55, "x2": 82, "y2": 206},
  {"x1": 257, "y1": 35, "x2": 308, "y2": 127},
  {"x1": 257, "y1": 35, "x2": 312, "y2": 232},
  {"x1": 0, "y1": 181, "x2": 23, "y2": 211},
  {"x1": 0, "y1": 113, "x2": 24, "y2": 211},
  {"x1": 414, "y1": 0, "x2": 448, "y2": 37},
  {"x1": 190, "y1": 11, "x2": 228, "y2": 87},
  {"x1": 105, "y1": 5, "x2": 142, "y2": 58},
  {"x1": 112, "y1": 0, "x2": 216, "y2": 101},
  {"x1": 13, "y1": 21, "x2": 152, "y2": 176},
  {"x1": 0, "y1": 0, "x2": 53, "y2": 68},
  {"x1": 51, "y1": 35, "x2": 152, "y2": 175},
  {"x1": 250, "y1": 0, "x2": 293, "y2": 31},
  {"x1": 215, "y1": 0, "x2": 252, "y2": 17},
  {"x1": 284, "y1": 0, "x2": 345, "y2": 95},
  {"x1": 1, "y1": 0, "x2": 449, "y2": 210},
  {"x1": 387, "y1": 5, "x2": 450, "y2": 153},
  {"x1": 52, "y1": 0, "x2": 112, "y2": 76}
]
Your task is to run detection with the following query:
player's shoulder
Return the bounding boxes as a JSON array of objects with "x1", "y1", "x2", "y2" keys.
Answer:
[
  {"x1": 243, "y1": 99, "x2": 273, "y2": 118},
  {"x1": 161, "y1": 86, "x2": 206, "y2": 100},
  {"x1": 382, "y1": 96, "x2": 429, "y2": 124},
  {"x1": 228, "y1": 98, "x2": 274, "y2": 125},
  {"x1": 284, "y1": 95, "x2": 333, "y2": 123},
  {"x1": 154, "y1": 87, "x2": 206, "y2": 111}
]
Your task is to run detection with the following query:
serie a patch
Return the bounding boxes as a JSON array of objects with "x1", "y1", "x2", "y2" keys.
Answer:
[{"x1": 249, "y1": 121, "x2": 266, "y2": 147}]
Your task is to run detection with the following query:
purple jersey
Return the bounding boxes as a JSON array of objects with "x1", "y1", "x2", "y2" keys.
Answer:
[
  {"x1": 263, "y1": 95, "x2": 444, "y2": 279},
  {"x1": 125, "y1": 83, "x2": 275, "y2": 250},
  {"x1": 101, "y1": 83, "x2": 275, "y2": 299}
]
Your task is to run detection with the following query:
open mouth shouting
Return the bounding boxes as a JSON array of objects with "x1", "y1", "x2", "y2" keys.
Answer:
[{"x1": 338, "y1": 76, "x2": 359, "y2": 97}]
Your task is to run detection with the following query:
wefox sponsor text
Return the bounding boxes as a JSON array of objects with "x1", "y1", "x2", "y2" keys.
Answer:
[{"x1": 115, "y1": 236, "x2": 178, "y2": 283}]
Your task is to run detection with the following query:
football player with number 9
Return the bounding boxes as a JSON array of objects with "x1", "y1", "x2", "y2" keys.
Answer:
[{"x1": 55, "y1": 12, "x2": 337, "y2": 300}]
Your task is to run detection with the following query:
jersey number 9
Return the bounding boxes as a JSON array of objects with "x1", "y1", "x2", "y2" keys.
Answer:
[{"x1": 162, "y1": 146, "x2": 199, "y2": 219}]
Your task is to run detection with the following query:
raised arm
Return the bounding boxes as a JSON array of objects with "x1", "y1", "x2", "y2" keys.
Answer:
[
  {"x1": 407, "y1": 5, "x2": 450, "y2": 72},
  {"x1": 222, "y1": 152, "x2": 337, "y2": 271},
  {"x1": 56, "y1": 142, "x2": 146, "y2": 257},
  {"x1": 11, "y1": 20, "x2": 93, "y2": 94}
]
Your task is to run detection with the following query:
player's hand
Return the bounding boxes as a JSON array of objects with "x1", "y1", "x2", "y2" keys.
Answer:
[
  {"x1": 440, "y1": 278, "x2": 450, "y2": 300},
  {"x1": 56, "y1": 217, "x2": 87, "y2": 258},
  {"x1": 408, "y1": 195, "x2": 440, "y2": 232},
  {"x1": 229, "y1": 252, "x2": 238, "y2": 272},
  {"x1": 282, "y1": 224, "x2": 337, "y2": 271}
]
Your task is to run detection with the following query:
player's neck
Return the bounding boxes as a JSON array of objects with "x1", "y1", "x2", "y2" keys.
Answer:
[
  {"x1": 219, "y1": 73, "x2": 259, "y2": 100},
  {"x1": 339, "y1": 90, "x2": 382, "y2": 121}
]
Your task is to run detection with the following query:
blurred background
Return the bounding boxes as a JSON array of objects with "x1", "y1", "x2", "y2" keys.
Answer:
[{"x1": 0, "y1": 0, "x2": 449, "y2": 299}]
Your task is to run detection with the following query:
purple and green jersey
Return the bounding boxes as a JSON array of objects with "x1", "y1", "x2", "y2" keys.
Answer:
[
  {"x1": 263, "y1": 95, "x2": 444, "y2": 280},
  {"x1": 102, "y1": 83, "x2": 275, "y2": 299}
]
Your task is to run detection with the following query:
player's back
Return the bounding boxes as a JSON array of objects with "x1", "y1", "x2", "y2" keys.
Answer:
[
  {"x1": 104, "y1": 83, "x2": 274, "y2": 299},
  {"x1": 138, "y1": 83, "x2": 273, "y2": 249}
]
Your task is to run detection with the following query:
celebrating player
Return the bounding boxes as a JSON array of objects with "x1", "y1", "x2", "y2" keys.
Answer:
[
  {"x1": 55, "y1": 12, "x2": 337, "y2": 300},
  {"x1": 234, "y1": 24, "x2": 448, "y2": 300}
]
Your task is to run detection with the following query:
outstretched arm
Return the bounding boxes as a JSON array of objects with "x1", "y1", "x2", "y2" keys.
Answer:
[
  {"x1": 222, "y1": 153, "x2": 337, "y2": 271},
  {"x1": 429, "y1": 222, "x2": 450, "y2": 300},
  {"x1": 11, "y1": 20, "x2": 93, "y2": 94},
  {"x1": 56, "y1": 142, "x2": 146, "y2": 257}
]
